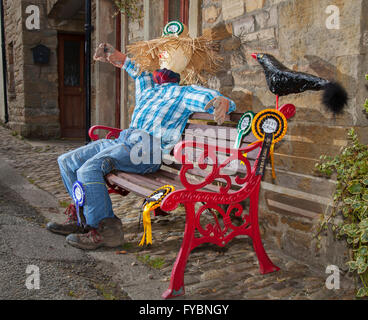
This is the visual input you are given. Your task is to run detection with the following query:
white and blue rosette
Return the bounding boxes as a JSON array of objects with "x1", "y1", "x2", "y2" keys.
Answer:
[{"x1": 72, "y1": 181, "x2": 86, "y2": 226}]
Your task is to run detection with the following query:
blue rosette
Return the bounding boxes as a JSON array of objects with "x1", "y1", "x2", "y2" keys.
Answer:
[{"x1": 72, "y1": 181, "x2": 86, "y2": 227}]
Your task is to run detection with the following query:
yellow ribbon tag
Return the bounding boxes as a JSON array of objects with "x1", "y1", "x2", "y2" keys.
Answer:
[
  {"x1": 139, "y1": 206, "x2": 153, "y2": 246},
  {"x1": 138, "y1": 185, "x2": 175, "y2": 246}
]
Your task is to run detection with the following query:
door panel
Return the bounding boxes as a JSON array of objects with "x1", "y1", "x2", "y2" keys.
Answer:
[{"x1": 58, "y1": 33, "x2": 85, "y2": 138}]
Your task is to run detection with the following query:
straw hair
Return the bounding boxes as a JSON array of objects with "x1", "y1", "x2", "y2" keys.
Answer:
[{"x1": 127, "y1": 26, "x2": 223, "y2": 85}]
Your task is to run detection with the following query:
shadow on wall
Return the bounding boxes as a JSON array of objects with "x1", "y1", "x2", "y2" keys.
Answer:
[{"x1": 304, "y1": 54, "x2": 356, "y2": 89}]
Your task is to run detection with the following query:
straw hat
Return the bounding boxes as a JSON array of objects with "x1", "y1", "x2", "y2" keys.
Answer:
[{"x1": 127, "y1": 21, "x2": 223, "y2": 85}]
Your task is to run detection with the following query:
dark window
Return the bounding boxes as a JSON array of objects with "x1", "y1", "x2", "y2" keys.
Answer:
[
  {"x1": 164, "y1": 0, "x2": 189, "y2": 25},
  {"x1": 63, "y1": 40, "x2": 80, "y2": 87},
  {"x1": 169, "y1": 0, "x2": 181, "y2": 21}
]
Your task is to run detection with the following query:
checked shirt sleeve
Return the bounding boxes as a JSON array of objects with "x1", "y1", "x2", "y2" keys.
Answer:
[
  {"x1": 184, "y1": 85, "x2": 236, "y2": 114},
  {"x1": 122, "y1": 56, "x2": 154, "y2": 96}
]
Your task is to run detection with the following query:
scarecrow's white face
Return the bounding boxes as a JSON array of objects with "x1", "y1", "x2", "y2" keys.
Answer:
[{"x1": 159, "y1": 46, "x2": 191, "y2": 73}]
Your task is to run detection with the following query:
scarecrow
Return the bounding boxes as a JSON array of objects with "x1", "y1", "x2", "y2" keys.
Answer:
[{"x1": 46, "y1": 21, "x2": 236, "y2": 250}]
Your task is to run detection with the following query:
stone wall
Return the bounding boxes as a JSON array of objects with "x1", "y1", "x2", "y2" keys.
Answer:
[
  {"x1": 3, "y1": 0, "x2": 26, "y2": 134},
  {"x1": 126, "y1": 0, "x2": 144, "y2": 121},
  {"x1": 4, "y1": 0, "x2": 86, "y2": 138},
  {"x1": 201, "y1": 0, "x2": 368, "y2": 268},
  {"x1": 0, "y1": 7, "x2": 5, "y2": 122},
  {"x1": 21, "y1": 0, "x2": 60, "y2": 138},
  {"x1": 93, "y1": 0, "x2": 117, "y2": 128}
]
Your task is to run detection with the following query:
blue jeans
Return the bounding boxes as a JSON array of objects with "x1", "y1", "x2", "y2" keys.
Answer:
[{"x1": 57, "y1": 128, "x2": 162, "y2": 228}]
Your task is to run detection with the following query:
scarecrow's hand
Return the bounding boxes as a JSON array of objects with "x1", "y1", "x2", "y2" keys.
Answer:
[
  {"x1": 93, "y1": 43, "x2": 114, "y2": 63},
  {"x1": 94, "y1": 43, "x2": 126, "y2": 68},
  {"x1": 204, "y1": 96, "x2": 229, "y2": 125}
]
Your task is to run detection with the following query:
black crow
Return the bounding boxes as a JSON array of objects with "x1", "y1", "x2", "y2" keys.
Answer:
[{"x1": 252, "y1": 53, "x2": 348, "y2": 114}]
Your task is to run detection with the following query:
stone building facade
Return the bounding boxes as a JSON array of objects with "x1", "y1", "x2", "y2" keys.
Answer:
[
  {"x1": 2, "y1": 0, "x2": 87, "y2": 138},
  {"x1": 0, "y1": 0, "x2": 367, "y2": 268}
]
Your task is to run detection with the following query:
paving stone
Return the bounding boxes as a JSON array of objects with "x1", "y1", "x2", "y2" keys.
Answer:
[{"x1": 270, "y1": 286, "x2": 295, "y2": 298}]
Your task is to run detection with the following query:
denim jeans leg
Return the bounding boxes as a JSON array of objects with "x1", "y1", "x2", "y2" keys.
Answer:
[
  {"x1": 75, "y1": 142, "x2": 133, "y2": 228},
  {"x1": 76, "y1": 134, "x2": 162, "y2": 228},
  {"x1": 57, "y1": 139, "x2": 116, "y2": 197}
]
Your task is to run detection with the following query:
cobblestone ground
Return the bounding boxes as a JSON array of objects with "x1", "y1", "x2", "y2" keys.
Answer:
[{"x1": 0, "y1": 125, "x2": 356, "y2": 300}]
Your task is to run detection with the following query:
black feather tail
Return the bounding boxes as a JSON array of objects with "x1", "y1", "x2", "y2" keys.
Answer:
[{"x1": 322, "y1": 82, "x2": 348, "y2": 114}]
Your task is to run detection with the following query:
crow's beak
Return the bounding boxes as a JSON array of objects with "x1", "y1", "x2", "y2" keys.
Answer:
[{"x1": 251, "y1": 53, "x2": 257, "y2": 60}]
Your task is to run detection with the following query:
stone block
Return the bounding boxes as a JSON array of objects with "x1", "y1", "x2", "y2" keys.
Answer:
[
  {"x1": 221, "y1": 0, "x2": 244, "y2": 21},
  {"x1": 203, "y1": 5, "x2": 220, "y2": 24},
  {"x1": 222, "y1": 37, "x2": 241, "y2": 51},
  {"x1": 262, "y1": 169, "x2": 336, "y2": 199},
  {"x1": 283, "y1": 229, "x2": 314, "y2": 261},
  {"x1": 245, "y1": 0, "x2": 266, "y2": 12},
  {"x1": 255, "y1": 6, "x2": 278, "y2": 29},
  {"x1": 260, "y1": 211, "x2": 279, "y2": 227},
  {"x1": 226, "y1": 87, "x2": 253, "y2": 112},
  {"x1": 230, "y1": 51, "x2": 247, "y2": 69},
  {"x1": 280, "y1": 216, "x2": 313, "y2": 232},
  {"x1": 233, "y1": 16, "x2": 255, "y2": 37},
  {"x1": 217, "y1": 70, "x2": 233, "y2": 87},
  {"x1": 232, "y1": 68, "x2": 266, "y2": 88},
  {"x1": 25, "y1": 93, "x2": 41, "y2": 106},
  {"x1": 241, "y1": 28, "x2": 275, "y2": 43},
  {"x1": 203, "y1": 23, "x2": 233, "y2": 40},
  {"x1": 263, "y1": 190, "x2": 325, "y2": 220}
]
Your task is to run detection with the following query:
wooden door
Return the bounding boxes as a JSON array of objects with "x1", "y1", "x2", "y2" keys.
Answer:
[{"x1": 58, "y1": 33, "x2": 85, "y2": 138}]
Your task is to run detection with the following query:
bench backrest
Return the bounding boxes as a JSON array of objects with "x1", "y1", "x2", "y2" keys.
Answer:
[{"x1": 160, "y1": 112, "x2": 259, "y2": 193}]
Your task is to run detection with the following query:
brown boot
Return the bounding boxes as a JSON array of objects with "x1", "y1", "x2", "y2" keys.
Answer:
[
  {"x1": 46, "y1": 204, "x2": 86, "y2": 235},
  {"x1": 65, "y1": 216, "x2": 124, "y2": 250}
]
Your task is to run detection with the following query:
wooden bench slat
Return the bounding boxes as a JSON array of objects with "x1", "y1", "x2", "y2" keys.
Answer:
[
  {"x1": 190, "y1": 112, "x2": 245, "y2": 123},
  {"x1": 182, "y1": 135, "x2": 259, "y2": 160},
  {"x1": 106, "y1": 173, "x2": 154, "y2": 196},
  {"x1": 185, "y1": 123, "x2": 257, "y2": 144}
]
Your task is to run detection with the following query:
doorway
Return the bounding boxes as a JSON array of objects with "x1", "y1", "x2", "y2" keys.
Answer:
[{"x1": 58, "y1": 33, "x2": 85, "y2": 138}]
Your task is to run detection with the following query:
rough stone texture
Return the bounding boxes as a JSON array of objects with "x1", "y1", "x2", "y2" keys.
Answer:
[
  {"x1": 200, "y1": 0, "x2": 368, "y2": 268},
  {"x1": 203, "y1": 5, "x2": 221, "y2": 24},
  {"x1": 245, "y1": 0, "x2": 266, "y2": 12},
  {"x1": 3, "y1": 0, "x2": 92, "y2": 138},
  {"x1": 221, "y1": 0, "x2": 244, "y2": 21}
]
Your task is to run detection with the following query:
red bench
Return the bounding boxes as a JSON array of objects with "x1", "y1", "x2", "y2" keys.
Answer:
[{"x1": 89, "y1": 104, "x2": 295, "y2": 299}]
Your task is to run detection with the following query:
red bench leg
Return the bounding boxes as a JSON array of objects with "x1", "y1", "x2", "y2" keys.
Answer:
[
  {"x1": 162, "y1": 203, "x2": 196, "y2": 299},
  {"x1": 249, "y1": 183, "x2": 280, "y2": 274}
]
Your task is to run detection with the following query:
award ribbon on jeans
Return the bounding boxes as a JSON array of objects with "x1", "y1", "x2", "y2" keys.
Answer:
[{"x1": 72, "y1": 181, "x2": 86, "y2": 227}]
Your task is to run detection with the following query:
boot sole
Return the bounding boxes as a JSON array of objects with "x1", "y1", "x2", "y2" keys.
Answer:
[
  {"x1": 46, "y1": 226, "x2": 86, "y2": 236},
  {"x1": 66, "y1": 238, "x2": 124, "y2": 250}
]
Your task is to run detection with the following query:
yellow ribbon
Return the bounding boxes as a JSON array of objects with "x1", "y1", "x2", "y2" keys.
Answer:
[{"x1": 139, "y1": 206, "x2": 153, "y2": 246}]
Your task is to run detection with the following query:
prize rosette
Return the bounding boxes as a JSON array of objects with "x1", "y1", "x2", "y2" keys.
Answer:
[
  {"x1": 163, "y1": 21, "x2": 184, "y2": 36},
  {"x1": 234, "y1": 111, "x2": 255, "y2": 149},
  {"x1": 251, "y1": 109, "x2": 287, "y2": 178},
  {"x1": 72, "y1": 181, "x2": 86, "y2": 227},
  {"x1": 139, "y1": 185, "x2": 175, "y2": 246}
]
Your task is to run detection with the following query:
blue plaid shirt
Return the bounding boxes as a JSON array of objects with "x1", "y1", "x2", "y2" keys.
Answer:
[{"x1": 123, "y1": 56, "x2": 236, "y2": 153}]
